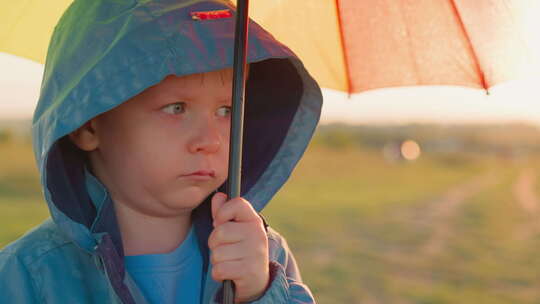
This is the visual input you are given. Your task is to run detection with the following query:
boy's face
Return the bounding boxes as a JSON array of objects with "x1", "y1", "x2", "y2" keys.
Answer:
[{"x1": 75, "y1": 69, "x2": 233, "y2": 218}]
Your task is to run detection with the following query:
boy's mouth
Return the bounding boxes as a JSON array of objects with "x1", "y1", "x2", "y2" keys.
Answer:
[{"x1": 183, "y1": 170, "x2": 215, "y2": 178}]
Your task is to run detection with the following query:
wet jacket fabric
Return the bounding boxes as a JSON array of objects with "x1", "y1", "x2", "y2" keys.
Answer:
[{"x1": 0, "y1": 0, "x2": 322, "y2": 303}]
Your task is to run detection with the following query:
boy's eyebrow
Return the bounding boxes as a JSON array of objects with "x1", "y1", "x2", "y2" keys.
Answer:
[
  {"x1": 215, "y1": 97, "x2": 232, "y2": 105},
  {"x1": 219, "y1": 97, "x2": 232, "y2": 103},
  {"x1": 151, "y1": 92, "x2": 232, "y2": 105}
]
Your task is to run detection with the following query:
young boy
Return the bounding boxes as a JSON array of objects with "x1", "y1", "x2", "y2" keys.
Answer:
[{"x1": 0, "y1": 0, "x2": 322, "y2": 303}]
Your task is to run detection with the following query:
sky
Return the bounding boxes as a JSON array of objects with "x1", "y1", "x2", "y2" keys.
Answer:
[{"x1": 2, "y1": 52, "x2": 540, "y2": 126}]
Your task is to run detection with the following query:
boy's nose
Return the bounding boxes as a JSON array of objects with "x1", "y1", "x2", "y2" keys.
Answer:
[{"x1": 187, "y1": 119, "x2": 222, "y2": 154}]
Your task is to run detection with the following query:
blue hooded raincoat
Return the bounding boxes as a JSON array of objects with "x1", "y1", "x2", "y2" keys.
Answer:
[{"x1": 0, "y1": 0, "x2": 322, "y2": 303}]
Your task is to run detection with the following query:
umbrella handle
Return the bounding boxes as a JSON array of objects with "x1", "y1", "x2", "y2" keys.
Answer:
[{"x1": 225, "y1": 0, "x2": 250, "y2": 303}]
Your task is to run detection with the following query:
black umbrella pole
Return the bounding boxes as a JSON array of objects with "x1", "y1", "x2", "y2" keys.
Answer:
[{"x1": 224, "y1": 0, "x2": 249, "y2": 303}]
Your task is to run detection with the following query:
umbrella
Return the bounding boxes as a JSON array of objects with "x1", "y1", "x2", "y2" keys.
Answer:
[
  {"x1": 3, "y1": 1, "x2": 540, "y2": 92},
  {"x1": 245, "y1": 0, "x2": 540, "y2": 95},
  {"x1": 3, "y1": 0, "x2": 540, "y2": 303}
]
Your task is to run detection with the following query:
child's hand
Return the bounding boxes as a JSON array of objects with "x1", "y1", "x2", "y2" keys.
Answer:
[{"x1": 209, "y1": 192, "x2": 270, "y2": 303}]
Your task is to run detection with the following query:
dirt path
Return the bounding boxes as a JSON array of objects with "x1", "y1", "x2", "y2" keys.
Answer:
[
  {"x1": 513, "y1": 168, "x2": 539, "y2": 213},
  {"x1": 372, "y1": 171, "x2": 539, "y2": 304},
  {"x1": 420, "y1": 173, "x2": 498, "y2": 255},
  {"x1": 355, "y1": 173, "x2": 510, "y2": 304},
  {"x1": 512, "y1": 168, "x2": 540, "y2": 239},
  {"x1": 372, "y1": 173, "x2": 500, "y2": 304}
]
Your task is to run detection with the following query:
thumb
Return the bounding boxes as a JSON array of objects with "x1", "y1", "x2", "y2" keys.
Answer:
[{"x1": 211, "y1": 192, "x2": 228, "y2": 223}]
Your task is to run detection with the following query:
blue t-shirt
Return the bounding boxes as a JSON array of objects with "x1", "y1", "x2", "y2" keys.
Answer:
[
  {"x1": 84, "y1": 167, "x2": 203, "y2": 304},
  {"x1": 124, "y1": 225, "x2": 203, "y2": 304}
]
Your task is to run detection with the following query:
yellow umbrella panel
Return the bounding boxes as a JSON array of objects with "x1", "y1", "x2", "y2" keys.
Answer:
[{"x1": 1, "y1": 0, "x2": 72, "y2": 64}]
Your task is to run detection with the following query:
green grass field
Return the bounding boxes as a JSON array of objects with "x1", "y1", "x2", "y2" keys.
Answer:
[{"x1": 1, "y1": 141, "x2": 539, "y2": 303}]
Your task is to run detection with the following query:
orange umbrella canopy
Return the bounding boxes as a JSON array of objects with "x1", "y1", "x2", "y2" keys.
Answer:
[
  {"x1": 248, "y1": 0, "x2": 540, "y2": 94},
  {"x1": 2, "y1": 0, "x2": 540, "y2": 95}
]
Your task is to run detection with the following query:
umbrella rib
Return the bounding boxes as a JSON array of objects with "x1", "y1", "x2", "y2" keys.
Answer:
[
  {"x1": 334, "y1": 0, "x2": 353, "y2": 96},
  {"x1": 449, "y1": 0, "x2": 489, "y2": 93}
]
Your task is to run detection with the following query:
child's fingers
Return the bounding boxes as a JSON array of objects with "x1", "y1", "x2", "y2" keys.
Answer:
[
  {"x1": 211, "y1": 192, "x2": 228, "y2": 222},
  {"x1": 210, "y1": 242, "x2": 249, "y2": 265},
  {"x1": 213, "y1": 197, "x2": 259, "y2": 226},
  {"x1": 208, "y1": 221, "x2": 257, "y2": 249},
  {"x1": 211, "y1": 259, "x2": 244, "y2": 282}
]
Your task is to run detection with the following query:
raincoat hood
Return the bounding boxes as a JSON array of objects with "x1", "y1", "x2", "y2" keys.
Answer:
[{"x1": 32, "y1": 0, "x2": 322, "y2": 259}]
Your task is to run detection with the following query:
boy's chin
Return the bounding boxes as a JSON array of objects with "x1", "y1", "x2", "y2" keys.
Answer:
[{"x1": 160, "y1": 188, "x2": 214, "y2": 211}]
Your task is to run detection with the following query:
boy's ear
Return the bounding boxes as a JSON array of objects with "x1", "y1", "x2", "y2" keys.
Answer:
[{"x1": 69, "y1": 119, "x2": 99, "y2": 151}]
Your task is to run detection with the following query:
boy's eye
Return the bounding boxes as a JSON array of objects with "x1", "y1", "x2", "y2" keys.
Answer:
[
  {"x1": 216, "y1": 106, "x2": 231, "y2": 117},
  {"x1": 162, "y1": 102, "x2": 186, "y2": 115}
]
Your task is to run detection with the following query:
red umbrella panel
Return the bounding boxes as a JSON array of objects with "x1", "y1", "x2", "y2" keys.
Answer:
[{"x1": 247, "y1": 0, "x2": 540, "y2": 94}]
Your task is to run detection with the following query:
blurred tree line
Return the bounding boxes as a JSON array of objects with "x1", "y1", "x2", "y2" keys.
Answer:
[
  {"x1": 3, "y1": 119, "x2": 540, "y2": 158},
  {"x1": 312, "y1": 123, "x2": 540, "y2": 158},
  {"x1": 0, "y1": 120, "x2": 31, "y2": 144},
  {"x1": 0, "y1": 129, "x2": 12, "y2": 143}
]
